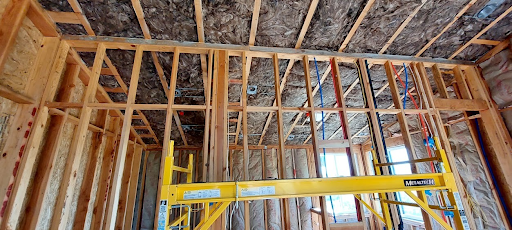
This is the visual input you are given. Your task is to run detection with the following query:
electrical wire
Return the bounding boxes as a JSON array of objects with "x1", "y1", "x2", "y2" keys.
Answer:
[
  {"x1": 313, "y1": 57, "x2": 337, "y2": 223},
  {"x1": 391, "y1": 63, "x2": 436, "y2": 173}
]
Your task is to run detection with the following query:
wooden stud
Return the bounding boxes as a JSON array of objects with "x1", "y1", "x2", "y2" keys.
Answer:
[
  {"x1": 114, "y1": 142, "x2": 136, "y2": 229},
  {"x1": 384, "y1": 61, "x2": 433, "y2": 229},
  {"x1": 273, "y1": 53, "x2": 290, "y2": 229},
  {"x1": 303, "y1": 55, "x2": 330, "y2": 230},
  {"x1": 154, "y1": 49, "x2": 180, "y2": 227},
  {"x1": 453, "y1": 66, "x2": 473, "y2": 99},
  {"x1": 248, "y1": 0, "x2": 262, "y2": 46},
  {"x1": 73, "y1": 110, "x2": 109, "y2": 229},
  {"x1": 338, "y1": 0, "x2": 376, "y2": 52},
  {"x1": 242, "y1": 52, "x2": 251, "y2": 229},
  {"x1": 215, "y1": 50, "x2": 229, "y2": 182},
  {"x1": 135, "y1": 151, "x2": 149, "y2": 229},
  {"x1": 104, "y1": 46, "x2": 144, "y2": 230},
  {"x1": 203, "y1": 50, "x2": 213, "y2": 182},
  {"x1": 415, "y1": 0, "x2": 479, "y2": 57},
  {"x1": 432, "y1": 64, "x2": 449, "y2": 98},
  {"x1": 123, "y1": 144, "x2": 143, "y2": 229},
  {"x1": 90, "y1": 117, "x2": 121, "y2": 229},
  {"x1": 449, "y1": 6, "x2": 512, "y2": 59},
  {"x1": 0, "y1": 38, "x2": 67, "y2": 229},
  {"x1": 476, "y1": 35, "x2": 512, "y2": 64},
  {"x1": 0, "y1": 84, "x2": 35, "y2": 104},
  {"x1": 0, "y1": 0, "x2": 30, "y2": 75},
  {"x1": 21, "y1": 64, "x2": 79, "y2": 230}
]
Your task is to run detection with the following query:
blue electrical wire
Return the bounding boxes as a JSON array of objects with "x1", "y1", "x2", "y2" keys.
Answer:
[
  {"x1": 313, "y1": 58, "x2": 337, "y2": 223},
  {"x1": 402, "y1": 63, "x2": 409, "y2": 109}
]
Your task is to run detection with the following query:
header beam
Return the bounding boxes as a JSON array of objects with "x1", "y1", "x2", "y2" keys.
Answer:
[{"x1": 63, "y1": 35, "x2": 474, "y2": 68}]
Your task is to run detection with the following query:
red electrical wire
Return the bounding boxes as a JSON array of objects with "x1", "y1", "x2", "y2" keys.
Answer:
[
  {"x1": 390, "y1": 63, "x2": 436, "y2": 173},
  {"x1": 329, "y1": 59, "x2": 363, "y2": 222}
]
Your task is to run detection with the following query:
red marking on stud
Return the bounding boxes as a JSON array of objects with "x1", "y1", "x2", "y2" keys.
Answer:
[
  {"x1": 179, "y1": 111, "x2": 184, "y2": 116},
  {"x1": 24, "y1": 130, "x2": 30, "y2": 138},
  {"x1": 31, "y1": 108, "x2": 37, "y2": 116},
  {"x1": 306, "y1": 112, "x2": 310, "y2": 117},
  {"x1": 28, "y1": 121, "x2": 33, "y2": 127}
]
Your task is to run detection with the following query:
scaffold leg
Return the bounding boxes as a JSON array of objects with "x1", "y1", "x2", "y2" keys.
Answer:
[
  {"x1": 354, "y1": 194, "x2": 386, "y2": 224},
  {"x1": 405, "y1": 191, "x2": 452, "y2": 230},
  {"x1": 195, "y1": 202, "x2": 231, "y2": 230}
]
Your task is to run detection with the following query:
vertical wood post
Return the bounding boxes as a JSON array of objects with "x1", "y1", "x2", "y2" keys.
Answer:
[
  {"x1": 91, "y1": 117, "x2": 121, "y2": 230},
  {"x1": 1, "y1": 38, "x2": 68, "y2": 229},
  {"x1": 303, "y1": 55, "x2": 330, "y2": 230},
  {"x1": 384, "y1": 61, "x2": 432, "y2": 229},
  {"x1": 0, "y1": 0, "x2": 31, "y2": 74},
  {"x1": 104, "y1": 46, "x2": 143, "y2": 230},
  {"x1": 155, "y1": 48, "x2": 180, "y2": 228}
]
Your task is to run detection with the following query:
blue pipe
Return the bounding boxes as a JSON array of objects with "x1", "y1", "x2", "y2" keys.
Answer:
[
  {"x1": 313, "y1": 58, "x2": 337, "y2": 223},
  {"x1": 402, "y1": 63, "x2": 409, "y2": 109},
  {"x1": 474, "y1": 119, "x2": 512, "y2": 224}
]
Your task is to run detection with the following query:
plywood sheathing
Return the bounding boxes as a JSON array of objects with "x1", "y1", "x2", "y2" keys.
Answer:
[{"x1": 0, "y1": 17, "x2": 42, "y2": 151}]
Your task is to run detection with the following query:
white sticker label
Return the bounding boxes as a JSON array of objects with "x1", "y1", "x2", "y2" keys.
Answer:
[
  {"x1": 183, "y1": 189, "x2": 221, "y2": 200},
  {"x1": 453, "y1": 192, "x2": 470, "y2": 230},
  {"x1": 240, "y1": 186, "x2": 276, "y2": 197},
  {"x1": 157, "y1": 200, "x2": 167, "y2": 230}
]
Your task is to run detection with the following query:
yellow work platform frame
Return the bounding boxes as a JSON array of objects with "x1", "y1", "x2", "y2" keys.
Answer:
[{"x1": 158, "y1": 143, "x2": 470, "y2": 230}]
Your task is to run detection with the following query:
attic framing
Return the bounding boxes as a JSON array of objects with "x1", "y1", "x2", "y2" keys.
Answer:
[{"x1": 1, "y1": 0, "x2": 512, "y2": 230}]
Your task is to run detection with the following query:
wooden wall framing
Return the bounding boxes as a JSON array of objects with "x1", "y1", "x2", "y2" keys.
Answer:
[{"x1": 0, "y1": 1, "x2": 511, "y2": 229}]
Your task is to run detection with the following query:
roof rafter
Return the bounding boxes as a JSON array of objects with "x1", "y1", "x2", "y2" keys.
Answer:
[
  {"x1": 131, "y1": 0, "x2": 188, "y2": 146},
  {"x1": 449, "y1": 5, "x2": 512, "y2": 59},
  {"x1": 338, "y1": 0, "x2": 376, "y2": 52},
  {"x1": 291, "y1": 1, "x2": 424, "y2": 142},
  {"x1": 256, "y1": 0, "x2": 321, "y2": 144}
]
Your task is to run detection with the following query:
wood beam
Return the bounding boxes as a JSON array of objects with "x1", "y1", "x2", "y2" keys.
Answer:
[
  {"x1": 124, "y1": 144, "x2": 144, "y2": 229},
  {"x1": 415, "y1": 0, "x2": 479, "y2": 57},
  {"x1": 476, "y1": 35, "x2": 512, "y2": 64},
  {"x1": 26, "y1": 1, "x2": 59, "y2": 37},
  {"x1": 90, "y1": 117, "x2": 121, "y2": 229},
  {"x1": 257, "y1": 0, "x2": 320, "y2": 144},
  {"x1": 273, "y1": 53, "x2": 290, "y2": 229},
  {"x1": 338, "y1": 0, "x2": 376, "y2": 52},
  {"x1": 449, "y1": 6, "x2": 512, "y2": 59},
  {"x1": 0, "y1": 0, "x2": 30, "y2": 75},
  {"x1": 114, "y1": 142, "x2": 136, "y2": 229},
  {"x1": 248, "y1": 0, "x2": 262, "y2": 46},
  {"x1": 46, "y1": 11, "x2": 81, "y2": 24},
  {"x1": 154, "y1": 49, "x2": 180, "y2": 228},
  {"x1": 62, "y1": 35, "x2": 476, "y2": 68},
  {"x1": 0, "y1": 84, "x2": 35, "y2": 104},
  {"x1": 472, "y1": 39, "x2": 501, "y2": 46},
  {"x1": 104, "y1": 46, "x2": 144, "y2": 230},
  {"x1": 72, "y1": 110, "x2": 109, "y2": 229},
  {"x1": 65, "y1": 0, "x2": 95, "y2": 35},
  {"x1": 303, "y1": 55, "x2": 330, "y2": 230},
  {"x1": 378, "y1": 2, "x2": 426, "y2": 54}
]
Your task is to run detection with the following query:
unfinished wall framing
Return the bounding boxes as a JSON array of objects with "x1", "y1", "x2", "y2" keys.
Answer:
[{"x1": 0, "y1": 0, "x2": 511, "y2": 230}]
